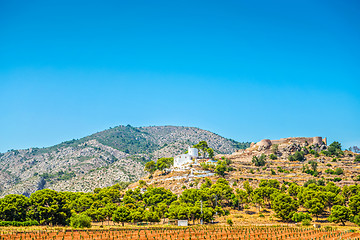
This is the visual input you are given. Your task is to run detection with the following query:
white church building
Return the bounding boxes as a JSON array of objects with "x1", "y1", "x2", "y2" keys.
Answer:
[{"x1": 174, "y1": 147, "x2": 198, "y2": 168}]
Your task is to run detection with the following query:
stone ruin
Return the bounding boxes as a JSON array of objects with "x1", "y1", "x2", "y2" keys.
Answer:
[{"x1": 251, "y1": 136, "x2": 327, "y2": 152}]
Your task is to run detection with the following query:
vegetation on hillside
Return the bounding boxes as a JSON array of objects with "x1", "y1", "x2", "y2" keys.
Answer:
[{"x1": 2, "y1": 174, "x2": 360, "y2": 227}]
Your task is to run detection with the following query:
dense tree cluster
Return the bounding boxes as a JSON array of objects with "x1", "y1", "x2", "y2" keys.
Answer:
[
  {"x1": 2, "y1": 174, "x2": 360, "y2": 227},
  {"x1": 144, "y1": 157, "x2": 174, "y2": 174}
]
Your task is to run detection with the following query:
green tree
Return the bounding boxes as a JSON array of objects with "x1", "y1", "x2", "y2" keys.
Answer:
[
  {"x1": 193, "y1": 141, "x2": 209, "y2": 158},
  {"x1": 243, "y1": 180, "x2": 253, "y2": 195},
  {"x1": 349, "y1": 195, "x2": 360, "y2": 216},
  {"x1": 207, "y1": 148, "x2": 215, "y2": 159},
  {"x1": 156, "y1": 158, "x2": 174, "y2": 172},
  {"x1": 112, "y1": 206, "x2": 131, "y2": 226},
  {"x1": 0, "y1": 194, "x2": 30, "y2": 221},
  {"x1": 272, "y1": 193, "x2": 299, "y2": 221},
  {"x1": 309, "y1": 160, "x2": 318, "y2": 172},
  {"x1": 144, "y1": 161, "x2": 156, "y2": 174},
  {"x1": 328, "y1": 205, "x2": 350, "y2": 225},
  {"x1": 215, "y1": 161, "x2": 227, "y2": 177},
  {"x1": 29, "y1": 189, "x2": 71, "y2": 226},
  {"x1": 304, "y1": 198, "x2": 325, "y2": 220}
]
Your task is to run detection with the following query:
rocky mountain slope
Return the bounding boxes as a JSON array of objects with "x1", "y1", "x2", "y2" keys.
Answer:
[
  {"x1": 0, "y1": 125, "x2": 250, "y2": 196},
  {"x1": 132, "y1": 136, "x2": 359, "y2": 195}
]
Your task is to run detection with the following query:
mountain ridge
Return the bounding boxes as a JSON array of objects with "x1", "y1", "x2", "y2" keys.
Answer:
[{"x1": 0, "y1": 125, "x2": 250, "y2": 196}]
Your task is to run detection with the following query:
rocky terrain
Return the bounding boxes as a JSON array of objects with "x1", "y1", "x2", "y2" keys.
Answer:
[
  {"x1": 134, "y1": 136, "x2": 360, "y2": 194},
  {"x1": 0, "y1": 125, "x2": 249, "y2": 196}
]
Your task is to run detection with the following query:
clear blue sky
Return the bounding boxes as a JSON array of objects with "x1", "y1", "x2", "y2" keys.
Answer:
[{"x1": 1, "y1": 0, "x2": 359, "y2": 152}]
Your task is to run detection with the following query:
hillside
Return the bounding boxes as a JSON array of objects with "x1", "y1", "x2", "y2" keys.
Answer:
[
  {"x1": 133, "y1": 136, "x2": 360, "y2": 194},
  {"x1": 0, "y1": 125, "x2": 250, "y2": 197}
]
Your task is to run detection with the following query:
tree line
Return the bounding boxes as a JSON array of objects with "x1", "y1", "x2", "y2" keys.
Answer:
[{"x1": 2, "y1": 176, "x2": 360, "y2": 227}]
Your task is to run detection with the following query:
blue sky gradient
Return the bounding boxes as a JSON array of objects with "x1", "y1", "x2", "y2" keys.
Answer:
[{"x1": 1, "y1": 0, "x2": 359, "y2": 152}]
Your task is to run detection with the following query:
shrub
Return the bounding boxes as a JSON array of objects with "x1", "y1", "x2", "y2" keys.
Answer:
[
  {"x1": 0, "y1": 220, "x2": 39, "y2": 226},
  {"x1": 331, "y1": 158, "x2": 337, "y2": 162},
  {"x1": 335, "y1": 168, "x2": 344, "y2": 175},
  {"x1": 227, "y1": 218, "x2": 233, "y2": 226},
  {"x1": 333, "y1": 177, "x2": 342, "y2": 182},
  {"x1": 271, "y1": 144, "x2": 279, "y2": 154},
  {"x1": 252, "y1": 154, "x2": 266, "y2": 167},
  {"x1": 70, "y1": 214, "x2": 91, "y2": 228},
  {"x1": 271, "y1": 169, "x2": 276, "y2": 175},
  {"x1": 325, "y1": 169, "x2": 335, "y2": 174},
  {"x1": 269, "y1": 154, "x2": 277, "y2": 160},
  {"x1": 302, "y1": 218, "x2": 311, "y2": 226},
  {"x1": 354, "y1": 175, "x2": 360, "y2": 181},
  {"x1": 288, "y1": 155, "x2": 296, "y2": 162},
  {"x1": 355, "y1": 155, "x2": 360, "y2": 162},
  {"x1": 292, "y1": 212, "x2": 312, "y2": 223}
]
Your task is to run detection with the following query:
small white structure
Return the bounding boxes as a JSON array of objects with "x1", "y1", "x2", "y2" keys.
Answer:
[
  {"x1": 174, "y1": 147, "x2": 198, "y2": 168},
  {"x1": 178, "y1": 220, "x2": 188, "y2": 226},
  {"x1": 188, "y1": 147, "x2": 198, "y2": 158}
]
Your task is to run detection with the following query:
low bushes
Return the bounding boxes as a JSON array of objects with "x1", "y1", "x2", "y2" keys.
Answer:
[
  {"x1": 70, "y1": 214, "x2": 92, "y2": 228},
  {"x1": 0, "y1": 220, "x2": 39, "y2": 226}
]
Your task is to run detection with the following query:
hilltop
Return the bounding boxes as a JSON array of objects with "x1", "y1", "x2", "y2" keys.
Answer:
[
  {"x1": 134, "y1": 136, "x2": 360, "y2": 194},
  {"x1": 0, "y1": 125, "x2": 250, "y2": 196}
]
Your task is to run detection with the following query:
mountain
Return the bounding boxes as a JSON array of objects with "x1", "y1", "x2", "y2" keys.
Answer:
[{"x1": 0, "y1": 125, "x2": 250, "y2": 196}]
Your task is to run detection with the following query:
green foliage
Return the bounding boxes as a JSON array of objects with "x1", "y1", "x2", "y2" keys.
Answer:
[
  {"x1": 112, "y1": 206, "x2": 131, "y2": 225},
  {"x1": 335, "y1": 168, "x2": 344, "y2": 175},
  {"x1": 70, "y1": 213, "x2": 91, "y2": 228},
  {"x1": 302, "y1": 218, "x2": 311, "y2": 226},
  {"x1": 333, "y1": 177, "x2": 342, "y2": 182},
  {"x1": 227, "y1": 218, "x2": 233, "y2": 226},
  {"x1": 269, "y1": 154, "x2": 277, "y2": 160},
  {"x1": 309, "y1": 160, "x2": 318, "y2": 172},
  {"x1": 0, "y1": 220, "x2": 39, "y2": 226},
  {"x1": 40, "y1": 171, "x2": 76, "y2": 182},
  {"x1": 304, "y1": 198, "x2": 325, "y2": 220},
  {"x1": 292, "y1": 212, "x2": 312, "y2": 223},
  {"x1": 29, "y1": 189, "x2": 71, "y2": 226},
  {"x1": 252, "y1": 154, "x2": 266, "y2": 167},
  {"x1": 288, "y1": 151, "x2": 305, "y2": 162},
  {"x1": 0, "y1": 194, "x2": 29, "y2": 221},
  {"x1": 193, "y1": 141, "x2": 211, "y2": 158},
  {"x1": 271, "y1": 193, "x2": 298, "y2": 221},
  {"x1": 232, "y1": 141, "x2": 251, "y2": 150},
  {"x1": 353, "y1": 215, "x2": 360, "y2": 226},
  {"x1": 207, "y1": 148, "x2": 214, "y2": 159},
  {"x1": 215, "y1": 161, "x2": 228, "y2": 177},
  {"x1": 156, "y1": 157, "x2": 174, "y2": 171},
  {"x1": 213, "y1": 158, "x2": 232, "y2": 177},
  {"x1": 328, "y1": 205, "x2": 350, "y2": 225},
  {"x1": 323, "y1": 141, "x2": 344, "y2": 157},
  {"x1": 144, "y1": 161, "x2": 156, "y2": 173},
  {"x1": 355, "y1": 155, "x2": 360, "y2": 162}
]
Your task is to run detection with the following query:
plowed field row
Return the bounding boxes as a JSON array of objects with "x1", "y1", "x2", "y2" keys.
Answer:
[{"x1": 1, "y1": 226, "x2": 359, "y2": 240}]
